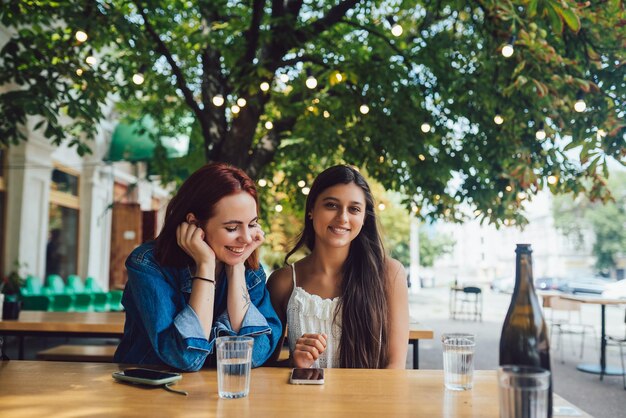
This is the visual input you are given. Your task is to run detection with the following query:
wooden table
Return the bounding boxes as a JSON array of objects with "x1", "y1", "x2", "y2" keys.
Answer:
[
  {"x1": 0, "y1": 311, "x2": 124, "y2": 359},
  {"x1": 409, "y1": 323, "x2": 433, "y2": 370},
  {"x1": 0, "y1": 361, "x2": 590, "y2": 417},
  {"x1": 560, "y1": 295, "x2": 626, "y2": 378}
]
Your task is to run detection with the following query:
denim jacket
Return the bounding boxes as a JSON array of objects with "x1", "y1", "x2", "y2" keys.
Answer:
[{"x1": 113, "y1": 241, "x2": 282, "y2": 371}]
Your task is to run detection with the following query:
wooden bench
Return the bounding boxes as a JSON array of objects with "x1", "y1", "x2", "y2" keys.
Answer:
[{"x1": 37, "y1": 344, "x2": 117, "y2": 362}]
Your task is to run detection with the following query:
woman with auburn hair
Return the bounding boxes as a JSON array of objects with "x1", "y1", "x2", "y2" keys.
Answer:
[
  {"x1": 114, "y1": 163, "x2": 281, "y2": 371},
  {"x1": 268, "y1": 165, "x2": 408, "y2": 369}
]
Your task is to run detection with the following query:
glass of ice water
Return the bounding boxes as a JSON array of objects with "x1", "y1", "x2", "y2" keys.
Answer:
[
  {"x1": 216, "y1": 336, "x2": 254, "y2": 399},
  {"x1": 441, "y1": 333, "x2": 475, "y2": 391}
]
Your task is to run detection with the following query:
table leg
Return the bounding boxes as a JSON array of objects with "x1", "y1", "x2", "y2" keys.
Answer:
[
  {"x1": 576, "y1": 303, "x2": 624, "y2": 377},
  {"x1": 411, "y1": 340, "x2": 419, "y2": 369},
  {"x1": 19, "y1": 335, "x2": 24, "y2": 360}
]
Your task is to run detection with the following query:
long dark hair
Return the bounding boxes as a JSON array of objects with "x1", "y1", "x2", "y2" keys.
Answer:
[
  {"x1": 285, "y1": 165, "x2": 388, "y2": 368},
  {"x1": 155, "y1": 162, "x2": 260, "y2": 270}
]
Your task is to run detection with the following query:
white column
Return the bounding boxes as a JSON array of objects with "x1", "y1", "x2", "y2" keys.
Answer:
[
  {"x1": 5, "y1": 138, "x2": 54, "y2": 278},
  {"x1": 409, "y1": 217, "x2": 420, "y2": 293}
]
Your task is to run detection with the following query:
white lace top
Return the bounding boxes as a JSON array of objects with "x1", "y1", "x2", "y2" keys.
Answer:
[{"x1": 286, "y1": 263, "x2": 342, "y2": 368}]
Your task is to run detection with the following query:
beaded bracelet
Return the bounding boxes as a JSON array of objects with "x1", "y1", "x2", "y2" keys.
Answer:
[{"x1": 192, "y1": 276, "x2": 216, "y2": 285}]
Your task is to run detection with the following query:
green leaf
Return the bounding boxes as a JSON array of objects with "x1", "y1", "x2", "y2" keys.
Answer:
[
  {"x1": 557, "y1": 7, "x2": 581, "y2": 33},
  {"x1": 528, "y1": 0, "x2": 539, "y2": 18},
  {"x1": 546, "y1": 4, "x2": 564, "y2": 35}
]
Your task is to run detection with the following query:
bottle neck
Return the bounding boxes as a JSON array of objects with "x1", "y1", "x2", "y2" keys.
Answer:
[{"x1": 514, "y1": 253, "x2": 536, "y2": 297}]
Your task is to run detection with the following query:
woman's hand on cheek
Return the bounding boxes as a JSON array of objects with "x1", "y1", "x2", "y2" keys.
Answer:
[
  {"x1": 176, "y1": 222, "x2": 215, "y2": 267},
  {"x1": 242, "y1": 226, "x2": 265, "y2": 261}
]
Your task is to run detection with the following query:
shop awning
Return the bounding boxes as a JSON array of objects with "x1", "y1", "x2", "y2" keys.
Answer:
[{"x1": 105, "y1": 116, "x2": 189, "y2": 162}]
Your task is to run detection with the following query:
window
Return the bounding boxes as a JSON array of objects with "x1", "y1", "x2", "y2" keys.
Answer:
[{"x1": 46, "y1": 166, "x2": 80, "y2": 278}]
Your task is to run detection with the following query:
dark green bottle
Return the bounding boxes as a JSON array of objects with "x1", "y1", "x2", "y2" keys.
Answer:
[{"x1": 499, "y1": 244, "x2": 552, "y2": 417}]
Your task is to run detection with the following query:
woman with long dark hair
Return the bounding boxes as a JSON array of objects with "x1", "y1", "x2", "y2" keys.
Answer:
[
  {"x1": 114, "y1": 163, "x2": 281, "y2": 371},
  {"x1": 268, "y1": 165, "x2": 408, "y2": 368}
]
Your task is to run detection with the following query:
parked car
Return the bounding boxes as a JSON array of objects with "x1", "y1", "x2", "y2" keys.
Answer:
[
  {"x1": 490, "y1": 276, "x2": 515, "y2": 294},
  {"x1": 602, "y1": 279, "x2": 626, "y2": 299},
  {"x1": 534, "y1": 277, "x2": 565, "y2": 291},
  {"x1": 560, "y1": 276, "x2": 613, "y2": 295}
]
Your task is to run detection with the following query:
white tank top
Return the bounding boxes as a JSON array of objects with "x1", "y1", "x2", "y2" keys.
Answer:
[{"x1": 286, "y1": 263, "x2": 342, "y2": 368}]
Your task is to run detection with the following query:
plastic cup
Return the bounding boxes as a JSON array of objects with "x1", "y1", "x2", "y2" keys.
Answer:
[
  {"x1": 216, "y1": 336, "x2": 254, "y2": 399},
  {"x1": 441, "y1": 333, "x2": 475, "y2": 390},
  {"x1": 498, "y1": 365, "x2": 551, "y2": 418}
]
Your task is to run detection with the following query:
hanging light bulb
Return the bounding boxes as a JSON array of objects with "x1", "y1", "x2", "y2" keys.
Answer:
[
  {"x1": 75, "y1": 30, "x2": 88, "y2": 43},
  {"x1": 85, "y1": 49, "x2": 97, "y2": 66},
  {"x1": 535, "y1": 122, "x2": 546, "y2": 140},
  {"x1": 574, "y1": 91, "x2": 586, "y2": 112},
  {"x1": 76, "y1": 68, "x2": 83, "y2": 76},
  {"x1": 335, "y1": 72, "x2": 343, "y2": 82},
  {"x1": 420, "y1": 122, "x2": 431, "y2": 133},
  {"x1": 275, "y1": 204, "x2": 283, "y2": 213},
  {"x1": 547, "y1": 175, "x2": 558, "y2": 185},
  {"x1": 237, "y1": 98, "x2": 247, "y2": 107},
  {"x1": 493, "y1": 110, "x2": 504, "y2": 125},
  {"x1": 297, "y1": 180, "x2": 306, "y2": 188},
  {"x1": 260, "y1": 81, "x2": 270, "y2": 92},
  {"x1": 359, "y1": 104, "x2": 370, "y2": 114},
  {"x1": 378, "y1": 203, "x2": 386, "y2": 211},
  {"x1": 501, "y1": 36, "x2": 516, "y2": 58},
  {"x1": 212, "y1": 94, "x2": 225, "y2": 106},
  {"x1": 231, "y1": 105, "x2": 240, "y2": 114},
  {"x1": 305, "y1": 69, "x2": 317, "y2": 89},
  {"x1": 132, "y1": 65, "x2": 146, "y2": 85},
  {"x1": 265, "y1": 121, "x2": 273, "y2": 130},
  {"x1": 302, "y1": 187, "x2": 310, "y2": 195},
  {"x1": 391, "y1": 23, "x2": 403, "y2": 37},
  {"x1": 323, "y1": 110, "x2": 330, "y2": 118},
  {"x1": 258, "y1": 179, "x2": 268, "y2": 187}
]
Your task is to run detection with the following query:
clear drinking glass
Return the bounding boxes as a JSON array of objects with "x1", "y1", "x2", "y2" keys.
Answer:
[
  {"x1": 498, "y1": 365, "x2": 551, "y2": 418},
  {"x1": 216, "y1": 336, "x2": 254, "y2": 399},
  {"x1": 441, "y1": 333, "x2": 475, "y2": 390}
]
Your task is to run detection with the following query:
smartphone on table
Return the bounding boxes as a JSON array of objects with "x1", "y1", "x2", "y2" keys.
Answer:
[
  {"x1": 289, "y1": 368, "x2": 325, "y2": 385},
  {"x1": 112, "y1": 368, "x2": 182, "y2": 386}
]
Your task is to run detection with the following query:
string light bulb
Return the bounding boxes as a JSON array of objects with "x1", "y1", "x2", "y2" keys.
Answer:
[
  {"x1": 535, "y1": 122, "x2": 546, "y2": 140},
  {"x1": 237, "y1": 98, "x2": 247, "y2": 107},
  {"x1": 85, "y1": 50, "x2": 96, "y2": 66},
  {"x1": 260, "y1": 81, "x2": 270, "y2": 92},
  {"x1": 493, "y1": 111, "x2": 504, "y2": 125},
  {"x1": 265, "y1": 121, "x2": 273, "y2": 130},
  {"x1": 420, "y1": 122, "x2": 431, "y2": 133},
  {"x1": 359, "y1": 104, "x2": 370, "y2": 114},
  {"x1": 547, "y1": 175, "x2": 558, "y2": 185},
  {"x1": 501, "y1": 36, "x2": 515, "y2": 58},
  {"x1": 323, "y1": 110, "x2": 330, "y2": 118},
  {"x1": 305, "y1": 69, "x2": 317, "y2": 89},
  {"x1": 212, "y1": 95, "x2": 224, "y2": 106},
  {"x1": 231, "y1": 105, "x2": 240, "y2": 114},
  {"x1": 258, "y1": 179, "x2": 268, "y2": 187},
  {"x1": 302, "y1": 187, "x2": 310, "y2": 195},
  {"x1": 75, "y1": 30, "x2": 88, "y2": 43},
  {"x1": 391, "y1": 23, "x2": 403, "y2": 37},
  {"x1": 297, "y1": 180, "x2": 306, "y2": 188},
  {"x1": 574, "y1": 91, "x2": 586, "y2": 112},
  {"x1": 275, "y1": 204, "x2": 283, "y2": 213},
  {"x1": 132, "y1": 65, "x2": 146, "y2": 85}
]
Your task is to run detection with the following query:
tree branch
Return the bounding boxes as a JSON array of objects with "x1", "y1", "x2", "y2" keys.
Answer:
[
  {"x1": 340, "y1": 18, "x2": 413, "y2": 64},
  {"x1": 134, "y1": 3, "x2": 201, "y2": 118},
  {"x1": 243, "y1": 0, "x2": 266, "y2": 65},
  {"x1": 290, "y1": 0, "x2": 361, "y2": 48}
]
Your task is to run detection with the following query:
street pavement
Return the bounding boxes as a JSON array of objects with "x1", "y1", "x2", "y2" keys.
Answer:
[{"x1": 409, "y1": 285, "x2": 626, "y2": 418}]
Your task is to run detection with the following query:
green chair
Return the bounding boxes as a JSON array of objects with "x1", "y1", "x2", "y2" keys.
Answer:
[
  {"x1": 22, "y1": 275, "x2": 45, "y2": 296},
  {"x1": 92, "y1": 292, "x2": 110, "y2": 312},
  {"x1": 45, "y1": 274, "x2": 66, "y2": 294},
  {"x1": 49, "y1": 294, "x2": 73, "y2": 312},
  {"x1": 66, "y1": 275, "x2": 85, "y2": 294},
  {"x1": 84, "y1": 277, "x2": 104, "y2": 293},
  {"x1": 22, "y1": 295, "x2": 52, "y2": 311},
  {"x1": 108, "y1": 290, "x2": 124, "y2": 311}
]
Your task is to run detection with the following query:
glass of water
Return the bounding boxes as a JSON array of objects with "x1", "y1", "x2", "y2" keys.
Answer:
[
  {"x1": 216, "y1": 336, "x2": 254, "y2": 399},
  {"x1": 498, "y1": 365, "x2": 550, "y2": 418},
  {"x1": 441, "y1": 333, "x2": 475, "y2": 391}
]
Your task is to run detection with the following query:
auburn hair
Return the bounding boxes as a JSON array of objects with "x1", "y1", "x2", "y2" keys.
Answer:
[
  {"x1": 155, "y1": 162, "x2": 260, "y2": 270},
  {"x1": 285, "y1": 165, "x2": 388, "y2": 368}
]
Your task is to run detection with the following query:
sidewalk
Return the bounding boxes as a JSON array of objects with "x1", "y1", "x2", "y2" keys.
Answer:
[{"x1": 410, "y1": 286, "x2": 626, "y2": 418}]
